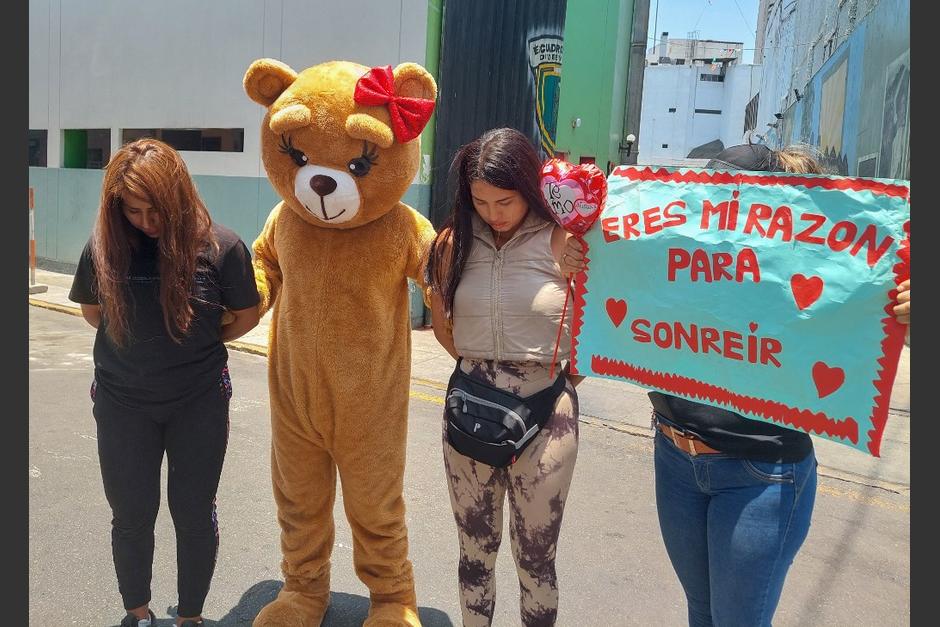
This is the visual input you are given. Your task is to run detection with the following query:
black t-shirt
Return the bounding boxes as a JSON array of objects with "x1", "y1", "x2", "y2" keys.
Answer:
[
  {"x1": 69, "y1": 223, "x2": 260, "y2": 410},
  {"x1": 649, "y1": 391, "x2": 813, "y2": 463}
]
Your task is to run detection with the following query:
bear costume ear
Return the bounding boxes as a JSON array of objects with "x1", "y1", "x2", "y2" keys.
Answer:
[
  {"x1": 345, "y1": 114, "x2": 395, "y2": 149},
  {"x1": 244, "y1": 58, "x2": 298, "y2": 107},
  {"x1": 270, "y1": 104, "x2": 312, "y2": 134},
  {"x1": 393, "y1": 63, "x2": 438, "y2": 102}
]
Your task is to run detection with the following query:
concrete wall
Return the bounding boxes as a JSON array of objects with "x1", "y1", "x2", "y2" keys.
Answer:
[
  {"x1": 30, "y1": 0, "x2": 429, "y2": 177},
  {"x1": 719, "y1": 64, "x2": 761, "y2": 147},
  {"x1": 29, "y1": 0, "x2": 433, "y2": 325}
]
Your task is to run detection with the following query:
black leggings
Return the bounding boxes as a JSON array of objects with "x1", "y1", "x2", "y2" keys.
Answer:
[{"x1": 91, "y1": 367, "x2": 231, "y2": 617}]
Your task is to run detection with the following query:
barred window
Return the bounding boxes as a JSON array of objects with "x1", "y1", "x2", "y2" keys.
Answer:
[{"x1": 743, "y1": 93, "x2": 760, "y2": 133}]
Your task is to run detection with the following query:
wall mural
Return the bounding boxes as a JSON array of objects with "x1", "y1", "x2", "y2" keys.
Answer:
[
  {"x1": 819, "y1": 56, "x2": 849, "y2": 175},
  {"x1": 878, "y1": 49, "x2": 910, "y2": 180}
]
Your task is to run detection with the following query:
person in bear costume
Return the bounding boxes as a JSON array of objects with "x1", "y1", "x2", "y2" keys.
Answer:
[{"x1": 243, "y1": 58, "x2": 437, "y2": 627}]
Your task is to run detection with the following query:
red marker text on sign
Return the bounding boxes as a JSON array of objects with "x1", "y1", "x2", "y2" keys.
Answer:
[
  {"x1": 602, "y1": 200, "x2": 686, "y2": 242},
  {"x1": 699, "y1": 190, "x2": 740, "y2": 231},
  {"x1": 700, "y1": 197, "x2": 895, "y2": 268},
  {"x1": 667, "y1": 247, "x2": 761, "y2": 283},
  {"x1": 630, "y1": 318, "x2": 783, "y2": 367}
]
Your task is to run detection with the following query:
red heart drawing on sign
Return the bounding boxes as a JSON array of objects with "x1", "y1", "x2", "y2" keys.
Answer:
[
  {"x1": 791, "y1": 274, "x2": 824, "y2": 310},
  {"x1": 606, "y1": 298, "x2": 628, "y2": 327},
  {"x1": 812, "y1": 361, "x2": 844, "y2": 398}
]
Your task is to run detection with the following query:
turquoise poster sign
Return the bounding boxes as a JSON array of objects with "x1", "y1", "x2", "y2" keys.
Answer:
[{"x1": 571, "y1": 167, "x2": 910, "y2": 455}]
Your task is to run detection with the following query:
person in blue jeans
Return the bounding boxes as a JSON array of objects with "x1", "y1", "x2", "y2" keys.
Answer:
[{"x1": 561, "y1": 143, "x2": 911, "y2": 626}]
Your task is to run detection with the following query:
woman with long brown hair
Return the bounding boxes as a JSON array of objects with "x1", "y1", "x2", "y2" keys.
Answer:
[{"x1": 69, "y1": 139, "x2": 260, "y2": 627}]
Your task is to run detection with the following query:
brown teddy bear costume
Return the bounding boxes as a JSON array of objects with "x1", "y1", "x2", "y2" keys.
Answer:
[{"x1": 243, "y1": 59, "x2": 437, "y2": 627}]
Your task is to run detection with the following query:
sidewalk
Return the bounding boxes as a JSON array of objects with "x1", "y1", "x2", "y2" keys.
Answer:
[{"x1": 29, "y1": 267, "x2": 910, "y2": 491}]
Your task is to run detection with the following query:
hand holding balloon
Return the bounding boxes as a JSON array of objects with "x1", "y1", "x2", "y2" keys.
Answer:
[{"x1": 540, "y1": 158, "x2": 608, "y2": 377}]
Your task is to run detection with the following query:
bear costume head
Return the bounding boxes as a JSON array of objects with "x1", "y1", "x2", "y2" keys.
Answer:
[{"x1": 244, "y1": 59, "x2": 437, "y2": 229}]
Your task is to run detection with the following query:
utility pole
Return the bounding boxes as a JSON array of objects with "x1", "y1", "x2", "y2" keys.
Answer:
[{"x1": 622, "y1": 0, "x2": 652, "y2": 165}]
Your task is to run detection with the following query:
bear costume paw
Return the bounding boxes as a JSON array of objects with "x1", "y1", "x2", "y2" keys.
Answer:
[
  {"x1": 253, "y1": 589, "x2": 330, "y2": 627},
  {"x1": 364, "y1": 602, "x2": 422, "y2": 627}
]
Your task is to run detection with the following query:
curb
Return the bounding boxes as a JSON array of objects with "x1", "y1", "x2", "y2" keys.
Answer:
[
  {"x1": 28, "y1": 298, "x2": 911, "y2": 496},
  {"x1": 29, "y1": 298, "x2": 83, "y2": 317},
  {"x1": 28, "y1": 298, "x2": 272, "y2": 356}
]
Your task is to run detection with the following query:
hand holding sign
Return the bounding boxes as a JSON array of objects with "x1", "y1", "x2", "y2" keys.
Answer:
[
  {"x1": 572, "y1": 166, "x2": 910, "y2": 455},
  {"x1": 539, "y1": 158, "x2": 608, "y2": 377}
]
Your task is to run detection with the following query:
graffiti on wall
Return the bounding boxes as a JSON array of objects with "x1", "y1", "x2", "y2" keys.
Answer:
[
  {"x1": 819, "y1": 56, "x2": 848, "y2": 174},
  {"x1": 528, "y1": 34, "x2": 564, "y2": 156},
  {"x1": 879, "y1": 49, "x2": 910, "y2": 179}
]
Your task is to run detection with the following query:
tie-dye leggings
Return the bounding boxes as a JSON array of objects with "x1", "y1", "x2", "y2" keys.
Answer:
[{"x1": 442, "y1": 359, "x2": 579, "y2": 627}]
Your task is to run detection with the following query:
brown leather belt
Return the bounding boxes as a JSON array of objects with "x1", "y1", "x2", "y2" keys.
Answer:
[{"x1": 657, "y1": 422, "x2": 721, "y2": 456}]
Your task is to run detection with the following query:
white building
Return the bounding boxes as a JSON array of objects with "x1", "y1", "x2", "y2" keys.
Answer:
[
  {"x1": 646, "y1": 32, "x2": 743, "y2": 66},
  {"x1": 637, "y1": 62, "x2": 760, "y2": 167},
  {"x1": 29, "y1": 0, "x2": 434, "y2": 326}
]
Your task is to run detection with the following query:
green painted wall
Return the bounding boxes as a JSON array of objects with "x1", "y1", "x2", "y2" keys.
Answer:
[
  {"x1": 62, "y1": 130, "x2": 88, "y2": 168},
  {"x1": 420, "y1": 0, "x2": 443, "y2": 186},
  {"x1": 29, "y1": 167, "x2": 432, "y2": 328},
  {"x1": 554, "y1": 0, "x2": 634, "y2": 171}
]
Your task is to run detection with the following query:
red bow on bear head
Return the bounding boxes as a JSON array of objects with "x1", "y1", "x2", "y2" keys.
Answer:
[{"x1": 354, "y1": 66, "x2": 436, "y2": 144}]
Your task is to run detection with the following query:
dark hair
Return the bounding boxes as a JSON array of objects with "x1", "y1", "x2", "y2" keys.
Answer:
[
  {"x1": 93, "y1": 139, "x2": 217, "y2": 346},
  {"x1": 706, "y1": 142, "x2": 824, "y2": 174},
  {"x1": 425, "y1": 128, "x2": 554, "y2": 318}
]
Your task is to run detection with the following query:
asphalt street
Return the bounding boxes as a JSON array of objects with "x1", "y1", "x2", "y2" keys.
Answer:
[{"x1": 29, "y1": 306, "x2": 910, "y2": 626}]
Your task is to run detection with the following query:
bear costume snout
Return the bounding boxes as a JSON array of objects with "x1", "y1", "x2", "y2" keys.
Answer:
[{"x1": 293, "y1": 165, "x2": 361, "y2": 223}]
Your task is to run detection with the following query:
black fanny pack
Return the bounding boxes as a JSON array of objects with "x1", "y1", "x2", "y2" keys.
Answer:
[{"x1": 445, "y1": 359, "x2": 569, "y2": 467}]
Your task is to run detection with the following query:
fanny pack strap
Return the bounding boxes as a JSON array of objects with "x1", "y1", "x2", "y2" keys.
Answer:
[{"x1": 452, "y1": 357, "x2": 569, "y2": 416}]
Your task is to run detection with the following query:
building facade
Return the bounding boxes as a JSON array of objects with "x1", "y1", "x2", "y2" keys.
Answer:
[
  {"x1": 754, "y1": 0, "x2": 910, "y2": 179},
  {"x1": 646, "y1": 33, "x2": 743, "y2": 66},
  {"x1": 637, "y1": 34, "x2": 758, "y2": 167},
  {"x1": 29, "y1": 0, "x2": 649, "y2": 324},
  {"x1": 30, "y1": 0, "x2": 436, "y2": 326}
]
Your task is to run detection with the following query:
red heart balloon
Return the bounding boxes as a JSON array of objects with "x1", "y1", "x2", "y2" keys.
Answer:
[{"x1": 540, "y1": 158, "x2": 608, "y2": 236}]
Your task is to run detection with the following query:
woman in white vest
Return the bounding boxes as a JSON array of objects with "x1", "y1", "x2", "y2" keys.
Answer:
[{"x1": 425, "y1": 127, "x2": 583, "y2": 627}]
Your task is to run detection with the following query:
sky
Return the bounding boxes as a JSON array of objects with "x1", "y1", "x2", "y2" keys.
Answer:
[{"x1": 647, "y1": 0, "x2": 761, "y2": 64}]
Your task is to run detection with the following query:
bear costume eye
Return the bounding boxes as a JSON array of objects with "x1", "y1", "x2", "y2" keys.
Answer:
[
  {"x1": 348, "y1": 142, "x2": 379, "y2": 178},
  {"x1": 278, "y1": 134, "x2": 308, "y2": 167}
]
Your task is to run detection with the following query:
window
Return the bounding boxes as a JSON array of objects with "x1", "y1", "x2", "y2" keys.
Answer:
[
  {"x1": 699, "y1": 73, "x2": 725, "y2": 82},
  {"x1": 63, "y1": 129, "x2": 111, "y2": 169},
  {"x1": 743, "y1": 93, "x2": 760, "y2": 133},
  {"x1": 694, "y1": 108, "x2": 722, "y2": 115},
  {"x1": 674, "y1": 59, "x2": 685, "y2": 65},
  {"x1": 857, "y1": 154, "x2": 878, "y2": 177},
  {"x1": 122, "y1": 128, "x2": 244, "y2": 152},
  {"x1": 661, "y1": 144, "x2": 669, "y2": 148},
  {"x1": 29, "y1": 129, "x2": 47, "y2": 167},
  {"x1": 668, "y1": 107, "x2": 677, "y2": 113}
]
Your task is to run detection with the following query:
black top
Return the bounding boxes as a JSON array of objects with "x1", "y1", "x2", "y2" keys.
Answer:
[
  {"x1": 69, "y1": 223, "x2": 260, "y2": 410},
  {"x1": 649, "y1": 391, "x2": 813, "y2": 463}
]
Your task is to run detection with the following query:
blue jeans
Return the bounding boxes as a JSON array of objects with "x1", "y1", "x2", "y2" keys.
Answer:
[{"x1": 654, "y1": 430, "x2": 817, "y2": 626}]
